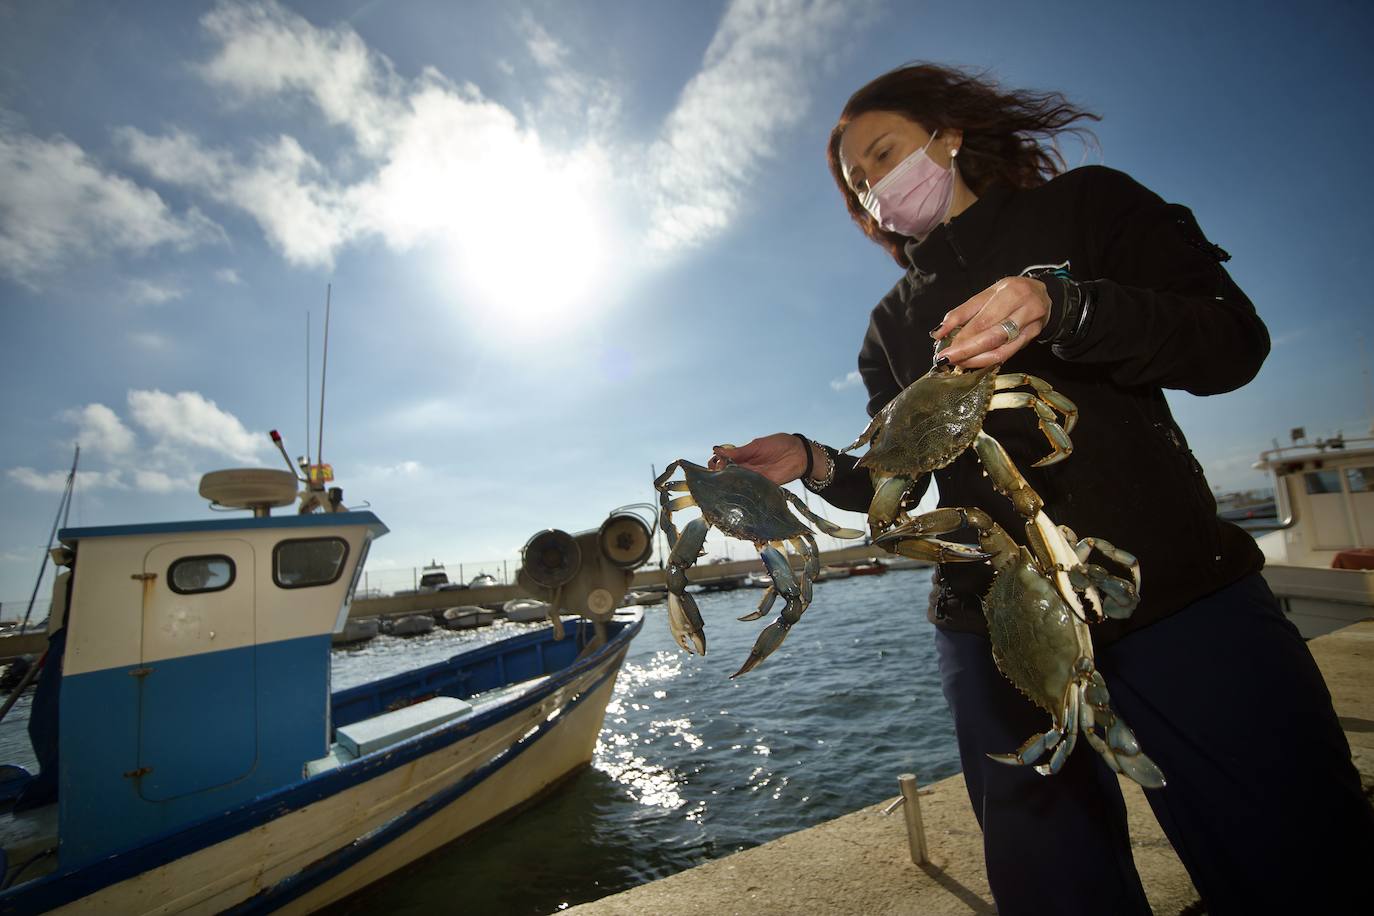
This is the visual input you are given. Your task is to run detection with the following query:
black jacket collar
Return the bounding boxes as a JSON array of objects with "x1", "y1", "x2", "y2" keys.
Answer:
[{"x1": 904, "y1": 183, "x2": 1016, "y2": 274}]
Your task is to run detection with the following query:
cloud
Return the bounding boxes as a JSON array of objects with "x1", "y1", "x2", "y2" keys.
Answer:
[
  {"x1": 61, "y1": 403, "x2": 136, "y2": 456},
  {"x1": 0, "y1": 123, "x2": 223, "y2": 287},
  {"x1": 125, "y1": 277, "x2": 185, "y2": 305},
  {"x1": 119, "y1": 127, "x2": 355, "y2": 267},
  {"x1": 643, "y1": 0, "x2": 860, "y2": 252},
  {"x1": 115, "y1": 0, "x2": 865, "y2": 291},
  {"x1": 132, "y1": 469, "x2": 201, "y2": 493},
  {"x1": 7, "y1": 467, "x2": 126, "y2": 493},
  {"x1": 8, "y1": 388, "x2": 268, "y2": 497},
  {"x1": 830, "y1": 370, "x2": 862, "y2": 391},
  {"x1": 128, "y1": 331, "x2": 172, "y2": 351},
  {"x1": 215, "y1": 267, "x2": 242, "y2": 284},
  {"x1": 127, "y1": 389, "x2": 266, "y2": 463}
]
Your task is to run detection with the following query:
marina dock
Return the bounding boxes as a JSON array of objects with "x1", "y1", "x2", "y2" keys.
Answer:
[{"x1": 567, "y1": 620, "x2": 1374, "y2": 916}]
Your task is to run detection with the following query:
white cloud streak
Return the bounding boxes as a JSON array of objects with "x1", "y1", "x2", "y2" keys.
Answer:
[
  {"x1": 8, "y1": 388, "x2": 268, "y2": 496},
  {"x1": 127, "y1": 389, "x2": 265, "y2": 463},
  {"x1": 829, "y1": 370, "x2": 862, "y2": 391},
  {"x1": 61, "y1": 404, "x2": 136, "y2": 457},
  {"x1": 0, "y1": 126, "x2": 222, "y2": 286},
  {"x1": 6, "y1": 468, "x2": 126, "y2": 493},
  {"x1": 643, "y1": 0, "x2": 858, "y2": 252}
]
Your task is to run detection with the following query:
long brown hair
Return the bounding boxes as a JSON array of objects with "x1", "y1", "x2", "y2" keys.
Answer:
[{"x1": 827, "y1": 63, "x2": 1100, "y2": 267}]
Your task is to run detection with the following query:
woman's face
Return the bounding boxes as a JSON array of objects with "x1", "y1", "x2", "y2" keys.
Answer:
[{"x1": 838, "y1": 110, "x2": 955, "y2": 196}]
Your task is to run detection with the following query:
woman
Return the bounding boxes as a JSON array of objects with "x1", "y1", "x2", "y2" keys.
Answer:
[{"x1": 712, "y1": 64, "x2": 1373, "y2": 915}]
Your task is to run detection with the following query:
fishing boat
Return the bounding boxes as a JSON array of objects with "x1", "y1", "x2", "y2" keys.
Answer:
[
  {"x1": 502, "y1": 597, "x2": 550, "y2": 622},
  {"x1": 1252, "y1": 432, "x2": 1374, "y2": 637},
  {"x1": 417, "y1": 560, "x2": 452, "y2": 592},
  {"x1": 0, "y1": 463, "x2": 643, "y2": 913},
  {"x1": 440, "y1": 605, "x2": 497, "y2": 629}
]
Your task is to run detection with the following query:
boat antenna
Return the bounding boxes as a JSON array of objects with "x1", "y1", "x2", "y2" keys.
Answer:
[
  {"x1": 18, "y1": 445, "x2": 79, "y2": 636},
  {"x1": 318, "y1": 284, "x2": 331, "y2": 470},
  {"x1": 305, "y1": 310, "x2": 312, "y2": 469}
]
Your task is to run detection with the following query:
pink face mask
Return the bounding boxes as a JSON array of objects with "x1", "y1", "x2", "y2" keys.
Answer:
[{"x1": 858, "y1": 131, "x2": 955, "y2": 240}]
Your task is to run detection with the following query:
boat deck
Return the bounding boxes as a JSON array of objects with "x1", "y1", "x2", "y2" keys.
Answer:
[{"x1": 568, "y1": 621, "x2": 1374, "y2": 916}]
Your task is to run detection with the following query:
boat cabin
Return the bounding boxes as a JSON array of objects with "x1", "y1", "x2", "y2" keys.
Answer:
[
  {"x1": 1254, "y1": 436, "x2": 1374, "y2": 567},
  {"x1": 33, "y1": 509, "x2": 386, "y2": 869}
]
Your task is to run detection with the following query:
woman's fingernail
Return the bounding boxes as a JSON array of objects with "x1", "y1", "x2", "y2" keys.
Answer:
[
  {"x1": 934, "y1": 356, "x2": 951, "y2": 368},
  {"x1": 929, "y1": 324, "x2": 942, "y2": 337}
]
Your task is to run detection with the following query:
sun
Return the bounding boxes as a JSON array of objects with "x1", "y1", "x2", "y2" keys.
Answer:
[{"x1": 439, "y1": 148, "x2": 618, "y2": 339}]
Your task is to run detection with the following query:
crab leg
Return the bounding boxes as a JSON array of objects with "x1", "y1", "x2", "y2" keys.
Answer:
[
  {"x1": 994, "y1": 372, "x2": 1079, "y2": 433},
  {"x1": 1028, "y1": 510, "x2": 1104, "y2": 624},
  {"x1": 664, "y1": 517, "x2": 710, "y2": 655},
  {"x1": 1064, "y1": 529, "x2": 1142, "y2": 592},
  {"x1": 971, "y1": 432, "x2": 1043, "y2": 519},
  {"x1": 1077, "y1": 669, "x2": 1166, "y2": 789},
  {"x1": 781, "y1": 489, "x2": 865, "y2": 540},
  {"x1": 840, "y1": 410, "x2": 886, "y2": 455},
  {"x1": 654, "y1": 460, "x2": 688, "y2": 545},
  {"x1": 732, "y1": 534, "x2": 816, "y2": 678},
  {"x1": 739, "y1": 540, "x2": 790, "y2": 622},
  {"x1": 872, "y1": 507, "x2": 992, "y2": 563},
  {"x1": 868, "y1": 473, "x2": 916, "y2": 535},
  {"x1": 988, "y1": 391, "x2": 1073, "y2": 466}
]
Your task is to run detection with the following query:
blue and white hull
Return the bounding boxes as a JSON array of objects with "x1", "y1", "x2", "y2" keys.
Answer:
[{"x1": 0, "y1": 506, "x2": 644, "y2": 914}]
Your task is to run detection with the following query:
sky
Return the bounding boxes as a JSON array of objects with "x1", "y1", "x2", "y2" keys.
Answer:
[{"x1": 2, "y1": 0, "x2": 1372, "y2": 607}]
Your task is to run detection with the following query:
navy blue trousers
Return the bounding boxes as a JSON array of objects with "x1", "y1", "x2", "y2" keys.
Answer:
[{"x1": 936, "y1": 573, "x2": 1374, "y2": 915}]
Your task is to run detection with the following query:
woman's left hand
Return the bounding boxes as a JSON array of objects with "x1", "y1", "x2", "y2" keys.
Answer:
[{"x1": 930, "y1": 276, "x2": 1051, "y2": 367}]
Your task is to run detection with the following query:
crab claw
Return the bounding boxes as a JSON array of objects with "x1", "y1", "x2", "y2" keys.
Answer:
[
  {"x1": 666, "y1": 591, "x2": 706, "y2": 655},
  {"x1": 731, "y1": 619, "x2": 790, "y2": 678},
  {"x1": 874, "y1": 517, "x2": 990, "y2": 563}
]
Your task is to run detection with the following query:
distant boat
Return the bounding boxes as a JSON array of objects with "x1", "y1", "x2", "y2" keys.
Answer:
[
  {"x1": 387, "y1": 614, "x2": 436, "y2": 637},
  {"x1": 332, "y1": 617, "x2": 380, "y2": 646},
  {"x1": 1251, "y1": 432, "x2": 1374, "y2": 638},
  {"x1": 503, "y1": 598, "x2": 550, "y2": 622},
  {"x1": 468, "y1": 572, "x2": 499, "y2": 588},
  {"x1": 418, "y1": 560, "x2": 451, "y2": 592},
  {"x1": 840, "y1": 559, "x2": 887, "y2": 577},
  {"x1": 442, "y1": 606, "x2": 496, "y2": 629},
  {"x1": 815, "y1": 565, "x2": 851, "y2": 582}
]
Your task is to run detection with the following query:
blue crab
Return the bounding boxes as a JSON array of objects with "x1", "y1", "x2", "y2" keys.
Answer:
[
  {"x1": 876, "y1": 506, "x2": 1162, "y2": 788},
  {"x1": 842, "y1": 331, "x2": 1078, "y2": 533},
  {"x1": 654, "y1": 458, "x2": 863, "y2": 677}
]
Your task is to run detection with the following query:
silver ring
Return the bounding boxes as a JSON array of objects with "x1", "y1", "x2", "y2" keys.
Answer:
[{"x1": 1000, "y1": 318, "x2": 1020, "y2": 342}]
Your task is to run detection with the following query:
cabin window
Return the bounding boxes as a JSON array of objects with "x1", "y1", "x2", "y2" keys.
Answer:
[
  {"x1": 274, "y1": 537, "x2": 349, "y2": 589},
  {"x1": 1303, "y1": 470, "x2": 1342, "y2": 495},
  {"x1": 168, "y1": 555, "x2": 235, "y2": 594},
  {"x1": 1345, "y1": 467, "x2": 1374, "y2": 493}
]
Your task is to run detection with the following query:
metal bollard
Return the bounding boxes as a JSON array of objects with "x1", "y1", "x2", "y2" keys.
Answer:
[{"x1": 889, "y1": 772, "x2": 928, "y2": 865}]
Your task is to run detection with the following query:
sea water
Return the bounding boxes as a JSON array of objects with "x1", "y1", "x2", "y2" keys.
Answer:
[{"x1": 328, "y1": 567, "x2": 961, "y2": 914}]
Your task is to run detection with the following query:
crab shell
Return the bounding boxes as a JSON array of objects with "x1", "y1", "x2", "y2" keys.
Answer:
[
  {"x1": 982, "y1": 546, "x2": 1081, "y2": 716},
  {"x1": 680, "y1": 461, "x2": 811, "y2": 545},
  {"x1": 859, "y1": 364, "x2": 1000, "y2": 475}
]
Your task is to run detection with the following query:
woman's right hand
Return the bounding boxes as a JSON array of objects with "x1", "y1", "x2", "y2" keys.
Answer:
[{"x1": 707, "y1": 433, "x2": 811, "y2": 485}]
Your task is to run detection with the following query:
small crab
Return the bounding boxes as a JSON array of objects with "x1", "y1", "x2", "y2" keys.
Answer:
[
  {"x1": 877, "y1": 506, "x2": 1162, "y2": 788},
  {"x1": 654, "y1": 458, "x2": 863, "y2": 677},
  {"x1": 842, "y1": 331, "x2": 1078, "y2": 535}
]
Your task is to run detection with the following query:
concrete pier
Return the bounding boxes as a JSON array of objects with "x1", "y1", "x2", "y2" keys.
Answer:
[{"x1": 567, "y1": 621, "x2": 1374, "y2": 916}]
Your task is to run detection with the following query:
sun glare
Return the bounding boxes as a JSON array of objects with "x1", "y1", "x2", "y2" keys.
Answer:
[{"x1": 439, "y1": 150, "x2": 618, "y2": 339}]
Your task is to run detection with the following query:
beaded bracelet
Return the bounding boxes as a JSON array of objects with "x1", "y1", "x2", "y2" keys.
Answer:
[{"x1": 803, "y1": 440, "x2": 836, "y2": 492}]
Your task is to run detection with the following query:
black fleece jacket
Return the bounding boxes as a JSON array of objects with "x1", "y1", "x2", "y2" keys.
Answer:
[{"x1": 818, "y1": 165, "x2": 1269, "y2": 642}]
